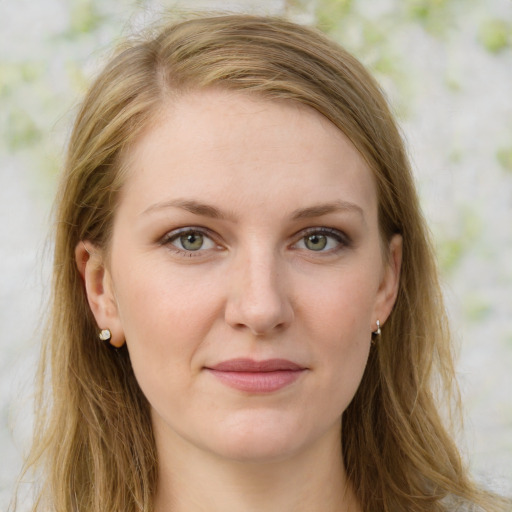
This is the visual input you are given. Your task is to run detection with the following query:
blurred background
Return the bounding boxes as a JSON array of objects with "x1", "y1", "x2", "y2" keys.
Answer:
[{"x1": 1, "y1": 0, "x2": 511, "y2": 507}]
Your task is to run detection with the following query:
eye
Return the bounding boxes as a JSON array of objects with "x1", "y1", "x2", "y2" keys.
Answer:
[
  {"x1": 294, "y1": 228, "x2": 349, "y2": 252},
  {"x1": 304, "y1": 233, "x2": 329, "y2": 251},
  {"x1": 163, "y1": 228, "x2": 218, "y2": 253}
]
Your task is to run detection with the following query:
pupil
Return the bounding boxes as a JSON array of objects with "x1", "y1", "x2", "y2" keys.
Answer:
[
  {"x1": 306, "y1": 234, "x2": 327, "y2": 251},
  {"x1": 181, "y1": 233, "x2": 203, "y2": 250}
]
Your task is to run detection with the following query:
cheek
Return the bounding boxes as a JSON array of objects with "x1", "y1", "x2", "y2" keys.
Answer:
[
  {"x1": 112, "y1": 261, "x2": 224, "y2": 367},
  {"x1": 303, "y1": 269, "x2": 378, "y2": 333},
  {"x1": 299, "y1": 270, "x2": 376, "y2": 390},
  {"x1": 113, "y1": 273, "x2": 219, "y2": 416}
]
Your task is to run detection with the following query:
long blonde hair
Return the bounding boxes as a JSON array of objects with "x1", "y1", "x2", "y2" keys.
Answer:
[{"x1": 18, "y1": 14, "x2": 509, "y2": 512}]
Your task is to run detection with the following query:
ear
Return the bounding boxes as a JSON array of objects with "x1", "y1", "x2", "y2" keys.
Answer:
[
  {"x1": 373, "y1": 234, "x2": 402, "y2": 328},
  {"x1": 75, "y1": 240, "x2": 125, "y2": 348}
]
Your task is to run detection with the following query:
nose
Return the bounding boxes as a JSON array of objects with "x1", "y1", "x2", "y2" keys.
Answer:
[{"x1": 224, "y1": 249, "x2": 294, "y2": 336}]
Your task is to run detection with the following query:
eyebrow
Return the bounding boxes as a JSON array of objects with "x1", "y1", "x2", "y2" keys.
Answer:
[
  {"x1": 141, "y1": 198, "x2": 365, "y2": 222},
  {"x1": 291, "y1": 200, "x2": 365, "y2": 221},
  {"x1": 141, "y1": 199, "x2": 231, "y2": 219}
]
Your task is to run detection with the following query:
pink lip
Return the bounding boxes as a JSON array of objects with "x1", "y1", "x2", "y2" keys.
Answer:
[{"x1": 205, "y1": 358, "x2": 306, "y2": 393}]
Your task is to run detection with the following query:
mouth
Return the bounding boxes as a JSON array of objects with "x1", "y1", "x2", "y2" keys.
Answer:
[{"x1": 204, "y1": 358, "x2": 307, "y2": 393}]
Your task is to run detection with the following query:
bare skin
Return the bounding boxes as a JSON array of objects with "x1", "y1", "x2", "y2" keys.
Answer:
[
  {"x1": 154, "y1": 420, "x2": 358, "y2": 512},
  {"x1": 77, "y1": 89, "x2": 401, "y2": 512}
]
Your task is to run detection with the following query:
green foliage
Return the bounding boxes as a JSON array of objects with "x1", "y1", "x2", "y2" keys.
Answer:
[
  {"x1": 0, "y1": 62, "x2": 42, "y2": 98},
  {"x1": 444, "y1": 69, "x2": 462, "y2": 92},
  {"x1": 462, "y1": 293, "x2": 492, "y2": 322},
  {"x1": 362, "y1": 20, "x2": 386, "y2": 45},
  {"x1": 436, "y1": 207, "x2": 482, "y2": 275},
  {"x1": 0, "y1": 63, "x2": 18, "y2": 97},
  {"x1": 5, "y1": 108, "x2": 41, "y2": 150},
  {"x1": 448, "y1": 147, "x2": 463, "y2": 163},
  {"x1": 0, "y1": 0, "x2": 133, "y2": 163},
  {"x1": 478, "y1": 19, "x2": 511, "y2": 54},
  {"x1": 406, "y1": 0, "x2": 456, "y2": 36},
  {"x1": 437, "y1": 237, "x2": 465, "y2": 273},
  {"x1": 0, "y1": 61, "x2": 45, "y2": 152},
  {"x1": 70, "y1": 0, "x2": 104, "y2": 34},
  {"x1": 65, "y1": 60, "x2": 90, "y2": 94},
  {"x1": 315, "y1": 0, "x2": 353, "y2": 33},
  {"x1": 285, "y1": 0, "x2": 314, "y2": 13},
  {"x1": 373, "y1": 53, "x2": 397, "y2": 75},
  {"x1": 408, "y1": 0, "x2": 446, "y2": 20},
  {"x1": 497, "y1": 146, "x2": 512, "y2": 172},
  {"x1": 315, "y1": 1, "x2": 413, "y2": 118},
  {"x1": 21, "y1": 62, "x2": 45, "y2": 83}
]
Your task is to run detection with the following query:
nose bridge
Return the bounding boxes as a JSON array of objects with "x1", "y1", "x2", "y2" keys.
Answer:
[{"x1": 225, "y1": 242, "x2": 293, "y2": 335}]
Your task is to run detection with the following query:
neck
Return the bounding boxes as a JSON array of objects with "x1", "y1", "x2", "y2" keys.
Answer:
[{"x1": 153, "y1": 422, "x2": 359, "y2": 512}]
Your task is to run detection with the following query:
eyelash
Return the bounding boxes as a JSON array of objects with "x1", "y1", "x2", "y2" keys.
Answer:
[
  {"x1": 159, "y1": 227, "x2": 220, "y2": 257},
  {"x1": 159, "y1": 226, "x2": 351, "y2": 257},
  {"x1": 294, "y1": 227, "x2": 351, "y2": 253}
]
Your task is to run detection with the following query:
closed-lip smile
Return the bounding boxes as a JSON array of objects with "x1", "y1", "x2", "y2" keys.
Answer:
[{"x1": 204, "y1": 358, "x2": 307, "y2": 393}]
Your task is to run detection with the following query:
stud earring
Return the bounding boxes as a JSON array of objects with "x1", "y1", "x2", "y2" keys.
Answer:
[{"x1": 98, "y1": 329, "x2": 112, "y2": 342}]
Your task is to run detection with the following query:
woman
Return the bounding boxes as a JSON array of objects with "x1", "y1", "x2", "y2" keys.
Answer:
[{"x1": 17, "y1": 13, "x2": 510, "y2": 512}]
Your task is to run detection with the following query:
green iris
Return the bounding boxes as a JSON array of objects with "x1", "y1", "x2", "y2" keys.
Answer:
[
  {"x1": 180, "y1": 233, "x2": 204, "y2": 251},
  {"x1": 305, "y1": 234, "x2": 328, "y2": 251}
]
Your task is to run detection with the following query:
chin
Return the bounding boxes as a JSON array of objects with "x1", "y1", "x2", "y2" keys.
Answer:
[
  {"x1": 199, "y1": 412, "x2": 321, "y2": 464},
  {"x1": 213, "y1": 437, "x2": 303, "y2": 464}
]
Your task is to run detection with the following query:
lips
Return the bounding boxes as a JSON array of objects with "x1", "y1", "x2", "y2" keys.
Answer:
[
  {"x1": 208, "y1": 358, "x2": 304, "y2": 372},
  {"x1": 205, "y1": 358, "x2": 306, "y2": 393}
]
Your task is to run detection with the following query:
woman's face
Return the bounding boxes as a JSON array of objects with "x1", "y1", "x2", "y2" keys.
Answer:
[{"x1": 84, "y1": 89, "x2": 401, "y2": 463}]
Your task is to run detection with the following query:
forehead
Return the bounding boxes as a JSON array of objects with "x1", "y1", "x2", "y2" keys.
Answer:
[{"x1": 118, "y1": 89, "x2": 377, "y2": 223}]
